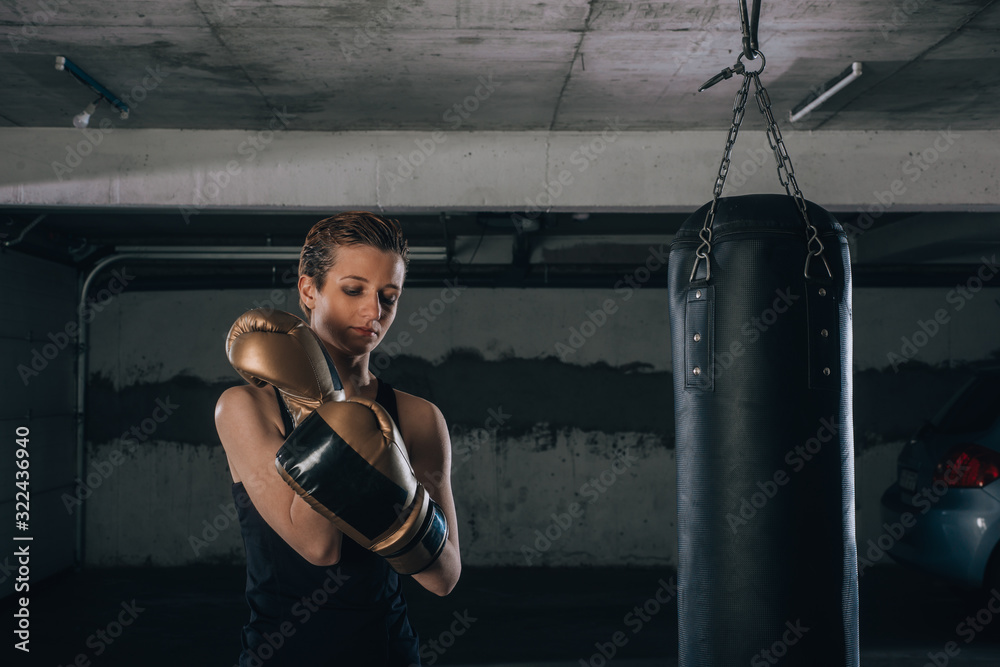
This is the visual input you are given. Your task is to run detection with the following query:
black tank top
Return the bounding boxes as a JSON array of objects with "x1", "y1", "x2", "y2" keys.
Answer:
[{"x1": 232, "y1": 379, "x2": 420, "y2": 666}]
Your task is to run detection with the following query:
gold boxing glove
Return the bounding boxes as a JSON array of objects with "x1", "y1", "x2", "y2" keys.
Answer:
[{"x1": 226, "y1": 308, "x2": 345, "y2": 428}]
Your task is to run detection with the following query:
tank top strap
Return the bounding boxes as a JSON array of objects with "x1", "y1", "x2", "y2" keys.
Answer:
[
  {"x1": 375, "y1": 378, "x2": 400, "y2": 427},
  {"x1": 272, "y1": 386, "x2": 295, "y2": 438}
]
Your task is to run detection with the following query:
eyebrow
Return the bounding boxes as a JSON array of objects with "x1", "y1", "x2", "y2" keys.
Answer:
[{"x1": 339, "y1": 275, "x2": 401, "y2": 290}]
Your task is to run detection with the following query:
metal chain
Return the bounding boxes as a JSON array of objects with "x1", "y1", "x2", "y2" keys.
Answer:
[
  {"x1": 690, "y1": 72, "x2": 752, "y2": 283},
  {"x1": 691, "y1": 52, "x2": 833, "y2": 283},
  {"x1": 750, "y1": 72, "x2": 831, "y2": 279}
]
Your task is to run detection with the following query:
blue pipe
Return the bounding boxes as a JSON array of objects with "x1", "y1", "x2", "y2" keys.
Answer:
[{"x1": 55, "y1": 56, "x2": 130, "y2": 118}]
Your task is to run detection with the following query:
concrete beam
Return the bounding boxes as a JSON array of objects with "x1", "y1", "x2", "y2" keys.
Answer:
[{"x1": 1, "y1": 127, "x2": 996, "y2": 212}]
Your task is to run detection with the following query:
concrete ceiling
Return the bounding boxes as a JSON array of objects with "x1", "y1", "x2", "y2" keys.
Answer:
[
  {"x1": 1, "y1": 0, "x2": 998, "y2": 132},
  {"x1": 2, "y1": 1, "x2": 998, "y2": 286}
]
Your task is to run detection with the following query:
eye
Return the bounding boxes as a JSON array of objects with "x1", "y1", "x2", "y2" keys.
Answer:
[
  {"x1": 380, "y1": 294, "x2": 398, "y2": 306},
  {"x1": 343, "y1": 288, "x2": 361, "y2": 296}
]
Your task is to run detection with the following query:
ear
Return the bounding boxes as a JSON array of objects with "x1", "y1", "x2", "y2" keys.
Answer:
[{"x1": 298, "y1": 274, "x2": 317, "y2": 310}]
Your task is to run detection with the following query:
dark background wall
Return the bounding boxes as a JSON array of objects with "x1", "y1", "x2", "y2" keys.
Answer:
[
  {"x1": 0, "y1": 253, "x2": 78, "y2": 598},
  {"x1": 72, "y1": 280, "x2": 1000, "y2": 568}
]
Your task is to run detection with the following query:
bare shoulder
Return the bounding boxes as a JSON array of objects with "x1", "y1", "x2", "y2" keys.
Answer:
[
  {"x1": 392, "y1": 389, "x2": 449, "y2": 455},
  {"x1": 215, "y1": 384, "x2": 281, "y2": 434},
  {"x1": 394, "y1": 389, "x2": 445, "y2": 429},
  {"x1": 215, "y1": 384, "x2": 284, "y2": 482}
]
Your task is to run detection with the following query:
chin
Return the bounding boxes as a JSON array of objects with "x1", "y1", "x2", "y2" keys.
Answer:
[{"x1": 351, "y1": 337, "x2": 382, "y2": 354}]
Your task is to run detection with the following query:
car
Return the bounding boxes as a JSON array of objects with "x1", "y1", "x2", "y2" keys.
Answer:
[{"x1": 879, "y1": 367, "x2": 1000, "y2": 589}]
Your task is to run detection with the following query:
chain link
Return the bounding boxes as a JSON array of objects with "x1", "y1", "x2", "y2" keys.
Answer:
[
  {"x1": 691, "y1": 53, "x2": 832, "y2": 283},
  {"x1": 691, "y1": 73, "x2": 752, "y2": 283},
  {"x1": 750, "y1": 72, "x2": 832, "y2": 280}
]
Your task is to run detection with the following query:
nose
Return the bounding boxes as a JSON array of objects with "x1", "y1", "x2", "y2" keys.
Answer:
[{"x1": 359, "y1": 292, "x2": 382, "y2": 323}]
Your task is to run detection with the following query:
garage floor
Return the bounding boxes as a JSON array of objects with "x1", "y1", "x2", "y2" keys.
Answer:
[{"x1": 6, "y1": 565, "x2": 1000, "y2": 666}]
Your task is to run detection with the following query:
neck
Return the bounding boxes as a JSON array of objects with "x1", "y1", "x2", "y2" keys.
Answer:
[{"x1": 327, "y1": 348, "x2": 375, "y2": 398}]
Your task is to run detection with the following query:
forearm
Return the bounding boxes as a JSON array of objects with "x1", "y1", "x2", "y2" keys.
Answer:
[
  {"x1": 411, "y1": 538, "x2": 461, "y2": 596},
  {"x1": 276, "y1": 400, "x2": 449, "y2": 575},
  {"x1": 287, "y1": 485, "x2": 344, "y2": 564}
]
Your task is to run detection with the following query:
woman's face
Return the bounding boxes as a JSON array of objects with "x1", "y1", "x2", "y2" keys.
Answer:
[{"x1": 299, "y1": 244, "x2": 405, "y2": 357}]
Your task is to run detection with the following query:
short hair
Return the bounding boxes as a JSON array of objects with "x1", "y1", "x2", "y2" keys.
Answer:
[{"x1": 298, "y1": 211, "x2": 409, "y2": 318}]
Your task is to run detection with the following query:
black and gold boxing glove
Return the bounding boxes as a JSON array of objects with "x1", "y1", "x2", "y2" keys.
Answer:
[{"x1": 276, "y1": 398, "x2": 449, "y2": 575}]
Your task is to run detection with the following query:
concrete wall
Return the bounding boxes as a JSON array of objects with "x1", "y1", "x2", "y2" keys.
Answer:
[{"x1": 81, "y1": 275, "x2": 1000, "y2": 567}]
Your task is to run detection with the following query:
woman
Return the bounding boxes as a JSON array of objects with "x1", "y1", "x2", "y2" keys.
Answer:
[{"x1": 215, "y1": 211, "x2": 462, "y2": 666}]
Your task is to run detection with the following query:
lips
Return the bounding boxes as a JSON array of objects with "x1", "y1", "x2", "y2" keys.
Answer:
[{"x1": 352, "y1": 327, "x2": 378, "y2": 337}]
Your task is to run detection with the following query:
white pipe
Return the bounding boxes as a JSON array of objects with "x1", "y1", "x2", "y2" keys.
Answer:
[
  {"x1": 2, "y1": 214, "x2": 46, "y2": 248},
  {"x1": 73, "y1": 248, "x2": 305, "y2": 565},
  {"x1": 789, "y1": 62, "x2": 863, "y2": 123},
  {"x1": 113, "y1": 245, "x2": 447, "y2": 258},
  {"x1": 115, "y1": 245, "x2": 300, "y2": 255}
]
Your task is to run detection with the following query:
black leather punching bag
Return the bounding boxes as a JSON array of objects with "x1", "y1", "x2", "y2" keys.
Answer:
[{"x1": 668, "y1": 194, "x2": 859, "y2": 667}]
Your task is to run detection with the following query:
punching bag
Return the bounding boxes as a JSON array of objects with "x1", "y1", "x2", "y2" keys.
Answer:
[{"x1": 668, "y1": 194, "x2": 859, "y2": 666}]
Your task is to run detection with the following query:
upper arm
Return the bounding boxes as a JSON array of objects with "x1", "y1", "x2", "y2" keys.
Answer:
[
  {"x1": 397, "y1": 392, "x2": 461, "y2": 556},
  {"x1": 214, "y1": 385, "x2": 341, "y2": 565}
]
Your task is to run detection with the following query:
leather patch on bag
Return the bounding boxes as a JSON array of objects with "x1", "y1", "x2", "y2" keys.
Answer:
[
  {"x1": 806, "y1": 282, "x2": 841, "y2": 391},
  {"x1": 685, "y1": 285, "x2": 714, "y2": 392}
]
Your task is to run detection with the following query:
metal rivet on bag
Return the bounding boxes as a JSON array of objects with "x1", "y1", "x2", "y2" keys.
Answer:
[
  {"x1": 820, "y1": 329, "x2": 829, "y2": 338},
  {"x1": 823, "y1": 367, "x2": 831, "y2": 376},
  {"x1": 692, "y1": 366, "x2": 701, "y2": 376},
  {"x1": 695, "y1": 290, "x2": 702, "y2": 299},
  {"x1": 818, "y1": 288, "x2": 827, "y2": 297},
  {"x1": 693, "y1": 333, "x2": 701, "y2": 342}
]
